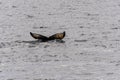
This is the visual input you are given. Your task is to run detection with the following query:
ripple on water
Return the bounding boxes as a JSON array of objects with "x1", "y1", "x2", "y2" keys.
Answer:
[
  {"x1": 74, "y1": 40, "x2": 88, "y2": 42},
  {"x1": 0, "y1": 41, "x2": 27, "y2": 48}
]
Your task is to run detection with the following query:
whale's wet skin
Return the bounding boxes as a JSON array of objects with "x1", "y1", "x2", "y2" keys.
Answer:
[{"x1": 0, "y1": 0, "x2": 120, "y2": 80}]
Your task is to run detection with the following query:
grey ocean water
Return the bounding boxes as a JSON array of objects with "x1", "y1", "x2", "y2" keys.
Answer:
[{"x1": 0, "y1": 0, "x2": 120, "y2": 80}]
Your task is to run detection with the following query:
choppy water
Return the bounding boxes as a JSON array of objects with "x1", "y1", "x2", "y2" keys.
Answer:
[{"x1": 0, "y1": 0, "x2": 120, "y2": 80}]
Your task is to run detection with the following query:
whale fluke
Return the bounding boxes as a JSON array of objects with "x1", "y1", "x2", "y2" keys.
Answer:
[
  {"x1": 30, "y1": 31, "x2": 66, "y2": 41},
  {"x1": 49, "y1": 31, "x2": 65, "y2": 40},
  {"x1": 30, "y1": 32, "x2": 49, "y2": 41}
]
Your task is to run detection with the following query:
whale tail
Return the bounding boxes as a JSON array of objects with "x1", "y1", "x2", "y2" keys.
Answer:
[
  {"x1": 49, "y1": 31, "x2": 65, "y2": 40},
  {"x1": 30, "y1": 32, "x2": 49, "y2": 41},
  {"x1": 30, "y1": 31, "x2": 66, "y2": 41}
]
